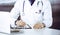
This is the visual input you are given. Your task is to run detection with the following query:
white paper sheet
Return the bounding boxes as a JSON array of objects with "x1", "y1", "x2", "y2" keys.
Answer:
[{"x1": 0, "y1": 12, "x2": 10, "y2": 34}]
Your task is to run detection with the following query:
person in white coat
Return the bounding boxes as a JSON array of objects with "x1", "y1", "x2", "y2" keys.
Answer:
[{"x1": 10, "y1": 0, "x2": 53, "y2": 29}]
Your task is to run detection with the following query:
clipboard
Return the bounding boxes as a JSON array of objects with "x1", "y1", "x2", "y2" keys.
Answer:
[{"x1": 10, "y1": 24, "x2": 32, "y2": 29}]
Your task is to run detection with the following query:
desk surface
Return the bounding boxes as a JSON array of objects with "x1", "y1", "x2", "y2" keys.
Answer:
[
  {"x1": 0, "y1": 12, "x2": 60, "y2": 35},
  {"x1": 11, "y1": 28, "x2": 60, "y2": 35}
]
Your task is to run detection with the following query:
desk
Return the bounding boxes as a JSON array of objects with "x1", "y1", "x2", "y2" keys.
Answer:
[{"x1": 11, "y1": 28, "x2": 60, "y2": 35}]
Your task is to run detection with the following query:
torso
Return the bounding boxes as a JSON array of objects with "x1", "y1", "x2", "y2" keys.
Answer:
[{"x1": 20, "y1": 0, "x2": 43, "y2": 27}]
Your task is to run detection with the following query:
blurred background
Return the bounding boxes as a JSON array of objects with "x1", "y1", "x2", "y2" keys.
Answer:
[{"x1": 0, "y1": 0, "x2": 60, "y2": 29}]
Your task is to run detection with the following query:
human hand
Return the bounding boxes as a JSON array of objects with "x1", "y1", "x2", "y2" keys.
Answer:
[
  {"x1": 33, "y1": 22, "x2": 45, "y2": 29},
  {"x1": 16, "y1": 20, "x2": 26, "y2": 27}
]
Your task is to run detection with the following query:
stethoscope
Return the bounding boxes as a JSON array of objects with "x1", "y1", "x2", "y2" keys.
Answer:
[{"x1": 22, "y1": 0, "x2": 44, "y2": 16}]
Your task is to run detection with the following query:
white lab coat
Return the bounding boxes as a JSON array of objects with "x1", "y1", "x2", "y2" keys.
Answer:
[{"x1": 10, "y1": 0, "x2": 53, "y2": 27}]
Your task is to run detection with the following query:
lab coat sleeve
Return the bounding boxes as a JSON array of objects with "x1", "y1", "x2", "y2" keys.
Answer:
[
  {"x1": 10, "y1": 0, "x2": 23, "y2": 26},
  {"x1": 42, "y1": 0, "x2": 53, "y2": 27}
]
